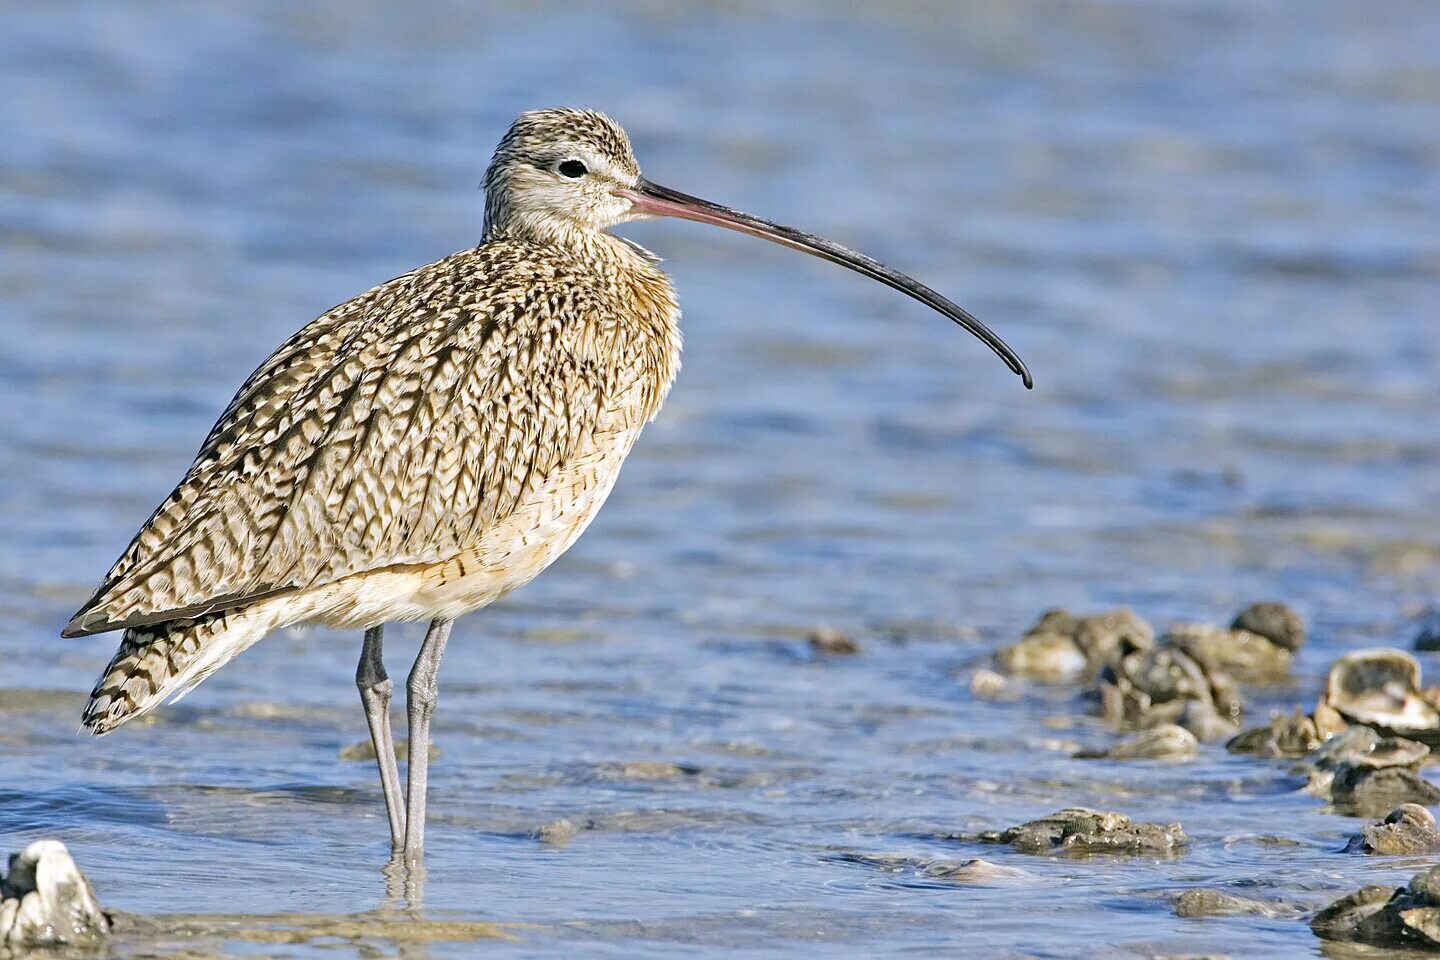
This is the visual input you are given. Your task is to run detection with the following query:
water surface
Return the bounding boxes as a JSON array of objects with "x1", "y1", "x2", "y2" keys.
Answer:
[{"x1": 2, "y1": 1, "x2": 1438, "y2": 956}]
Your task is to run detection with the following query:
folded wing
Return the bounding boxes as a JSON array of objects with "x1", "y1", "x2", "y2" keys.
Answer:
[{"x1": 64, "y1": 248, "x2": 609, "y2": 637}]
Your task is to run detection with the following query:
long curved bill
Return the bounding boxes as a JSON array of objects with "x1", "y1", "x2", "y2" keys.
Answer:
[{"x1": 620, "y1": 178, "x2": 1032, "y2": 389}]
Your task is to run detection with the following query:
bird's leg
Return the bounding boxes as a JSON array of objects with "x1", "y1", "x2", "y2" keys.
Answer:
[
  {"x1": 403, "y1": 616, "x2": 452, "y2": 862},
  {"x1": 357, "y1": 625, "x2": 406, "y2": 850}
]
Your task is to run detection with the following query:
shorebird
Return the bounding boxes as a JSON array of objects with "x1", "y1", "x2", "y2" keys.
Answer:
[{"x1": 63, "y1": 108, "x2": 1031, "y2": 862}]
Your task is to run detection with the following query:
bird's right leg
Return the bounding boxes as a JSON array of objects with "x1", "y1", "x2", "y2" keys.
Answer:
[
  {"x1": 403, "y1": 616, "x2": 452, "y2": 862},
  {"x1": 356, "y1": 624, "x2": 406, "y2": 850}
]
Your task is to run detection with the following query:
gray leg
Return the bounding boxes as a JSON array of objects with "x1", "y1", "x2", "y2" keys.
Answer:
[
  {"x1": 403, "y1": 617, "x2": 453, "y2": 862},
  {"x1": 357, "y1": 625, "x2": 406, "y2": 850}
]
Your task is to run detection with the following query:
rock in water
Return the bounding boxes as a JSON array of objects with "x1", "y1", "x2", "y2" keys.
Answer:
[
  {"x1": 807, "y1": 627, "x2": 860, "y2": 655},
  {"x1": 920, "y1": 858, "x2": 1030, "y2": 883},
  {"x1": 1227, "y1": 709, "x2": 1325, "y2": 758},
  {"x1": 0, "y1": 840, "x2": 108, "y2": 950},
  {"x1": 1345, "y1": 804, "x2": 1440, "y2": 855},
  {"x1": 971, "y1": 807, "x2": 1186, "y2": 856},
  {"x1": 1304, "y1": 727, "x2": 1440, "y2": 813},
  {"x1": 968, "y1": 668, "x2": 1013, "y2": 700},
  {"x1": 1172, "y1": 888, "x2": 1297, "y2": 919},
  {"x1": 1164, "y1": 623, "x2": 1292, "y2": 683},
  {"x1": 1311, "y1": 884, "x2": 1402, "y2": 945},
  {"x1": 1314, "y1": 864, "x2": 1440, "y2": 949},
  {"x1": 1175, "y1": 699, "x2": 1241, "y2": 743},
  {"x1": 1074, "y1": 723, "x2": 1198, "y2": 760},
  {"x1": 1095, "y1": 642, "x2": 1242, "y2": 733},
  {"x1": 996, "y1": 607, "x2": 1153, "y2": 680},
  {"x1": 1331, "y1": 766, "x2": 1440, "y2": 812},
  {"x1": 1413, "y1": 607, "x2": 1440, "y2": 652},
  {"x1": 1231, "y1": 602, "x2": 1306, "y2": 652}
]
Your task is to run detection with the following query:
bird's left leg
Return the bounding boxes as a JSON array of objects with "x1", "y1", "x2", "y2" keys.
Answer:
[
  {"x1": 356, "y1": 624, "x2": 406, "y2": 850},
  {"x1": 403, "y1": 616, "x2": 452, "y2": 862}
]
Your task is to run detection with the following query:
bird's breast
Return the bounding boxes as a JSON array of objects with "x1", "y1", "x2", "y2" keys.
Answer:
[{"x1": 319, "y1": 385, "x2": 651, "y2": 627}]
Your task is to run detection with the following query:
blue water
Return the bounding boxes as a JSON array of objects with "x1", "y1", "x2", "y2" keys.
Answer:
[{"x1": 2, "y1": 0, "x2": 1438, "y2": 956}]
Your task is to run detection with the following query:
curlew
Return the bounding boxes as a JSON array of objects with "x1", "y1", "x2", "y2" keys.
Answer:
[{"x1": 63, "y1": 108, "x2": 1031, "y2": 862}]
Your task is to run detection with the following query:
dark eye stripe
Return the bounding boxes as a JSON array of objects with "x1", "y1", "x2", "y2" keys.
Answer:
[{"x1": 557, "y1": 159, "x2": 587, "y2": 178}]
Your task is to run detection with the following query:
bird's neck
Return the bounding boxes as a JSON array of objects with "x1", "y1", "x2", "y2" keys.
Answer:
[
  {"x1": 485, "y1": 217, "x2": 656, "y2": 275},
  {"x1": 484, "y1": 209, "x2": 591, "y2": 248}
]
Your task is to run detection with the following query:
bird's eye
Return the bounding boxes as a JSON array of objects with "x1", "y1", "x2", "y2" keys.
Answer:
[{"x1": 557, "y1": 159, "x2": 587, "y2": 179}]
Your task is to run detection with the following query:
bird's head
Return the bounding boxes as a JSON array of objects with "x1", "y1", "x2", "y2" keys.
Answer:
[
  {"x1": 482, "y1": 108, "x2": 1033, "y2": 389},
  {"x1": 483, "y1": 108, "x2": 644, "y2": 242}
]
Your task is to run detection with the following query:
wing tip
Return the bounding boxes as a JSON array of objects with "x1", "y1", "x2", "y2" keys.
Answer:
[
  {"x1": 61, "y1": 611, "x2": 107, "y2": 638},
  {"x1": 62, "y1": 595, "x2": 129, "y2": 637}
]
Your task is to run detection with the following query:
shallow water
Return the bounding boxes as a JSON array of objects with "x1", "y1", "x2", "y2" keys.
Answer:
[{"x1": 2, "y1": 0, "x2": 1438, "y2": 956}]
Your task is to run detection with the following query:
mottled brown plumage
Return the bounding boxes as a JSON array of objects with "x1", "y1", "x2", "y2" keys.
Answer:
[
  {"x1": 67, "y1": 107, "x2": 1029, "y2": 861},
  {"x1": 69, "y1": 240, "x2": 677, "y2": 639},
  {"x1": 70, "y1": 111, "x2": 680, "y2": 737},
  {"x1": 76, "y1": 233, "x2": 680, "y2": 725}
]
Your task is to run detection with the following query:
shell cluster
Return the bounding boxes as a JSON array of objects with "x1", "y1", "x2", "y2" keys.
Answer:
[
  {"x1": 978, "y1": 601, "x2": 1440, "y2": 952},
  {"x1": 992, "y1": 601, "x2": 1304, "y2": 745}
]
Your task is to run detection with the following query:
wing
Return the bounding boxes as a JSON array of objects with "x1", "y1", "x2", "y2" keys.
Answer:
[{"x1": 64, "y1": 245, "x2": 611, "y2": 637}]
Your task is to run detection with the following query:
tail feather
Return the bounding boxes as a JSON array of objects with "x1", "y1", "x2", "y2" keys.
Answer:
[{"x1": 81, "y1": 608, "x2": 270, "y2": 735}]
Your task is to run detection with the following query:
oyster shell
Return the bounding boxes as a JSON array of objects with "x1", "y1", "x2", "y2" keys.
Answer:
[
  {"x1": 1226, "y1": 708, "x2": 1323, "y2": 758},
  {"x1": 1074, "y1": 723, "x2": 1197, "y2": 761},
  {"x1": 1345, "y1": 804, "x2": 1440, "y2": 855},
  {"x1": 1164, "y1": 623, "x2": 1292, "y2": 683},
  {"x1": 0, "y1": 840, "x2": 109, "y2": 949},
  {"x1": 971, "y1": 807, "x2": 1186, "y2": 857},
  {"x1": 1096, "y1": 643, "x2": 1242, "y2": 733},
  {"x1": 1322, "y1": 648, "x2": 1440, "y2": 738},
  {"x1": 996, "y1": 607, "x2": 1153, "y2": 681},
  {"x1": 1314, "y1": 865, "x2": 1440, "y2": 948}
]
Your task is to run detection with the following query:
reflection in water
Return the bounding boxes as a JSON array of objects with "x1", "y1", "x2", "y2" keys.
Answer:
[{"x1": 2, "y1": 0, "x2": 1438, "y2": 956}]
